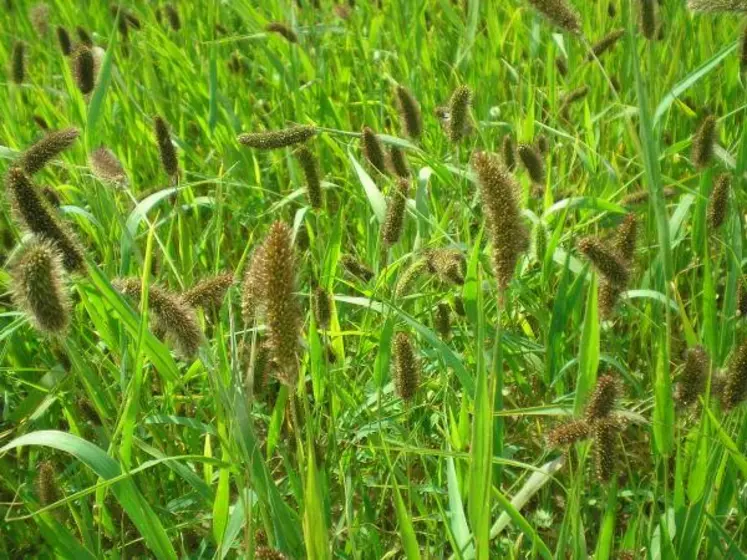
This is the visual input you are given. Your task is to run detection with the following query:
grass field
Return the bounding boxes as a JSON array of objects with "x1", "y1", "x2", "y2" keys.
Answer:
[{"x1": 0, "y1": 0, "x2": 746, "y2": 558}]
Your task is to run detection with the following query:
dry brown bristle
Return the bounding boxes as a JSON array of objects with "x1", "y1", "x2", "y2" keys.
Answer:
[
  {"x1": 517, "y1": 143, "x2": 545, "y2": 184},
  {"x1": 587, "y1": 28, "x2": 625, "y2": 60},
  {"x1": 676, "y1": 346, "x2": 708, "y2": 408},
  {"x1": 153, "y1": 115, "x2": 179, "y2": 178},
  {"x1": 447, "y1": 85, "x2": 472, "y2": 143},
  {"x1": 593, "y1": 417, "x2": 617, "y2": 482},
  {"x1": 639, "y1": 0, "x2": 657, "y2": 39},
  {"x1": 502, "y1": 135, "x2": 517, "y2": 171},
  {"x1": 386, "y1": 146, "x2": 410, "y2": 178},
  {"x1": 426, "y1": 249, "x2": 466, "y2": 286},
  {"x1": 36, "y1": 461, "x2": 59, "y2": 506},
  {"x1": 20, "y1": 128, "x2": 80, "y2": 175},
  {"x1": 723, "y1": 340, "x2": 747, "y2": 410},
  {"x1": 312, "y1": 286, "x2": 331, "y2": 329},
  {"x1": 72, "y1": 45, "x2": 95, "y2": 95},
  {"x1": 434, "y1": 302, "x2": 451, "y2": 339},
  {"x1": 241, "y1": 247, "x2": 265, "y2": 324}
]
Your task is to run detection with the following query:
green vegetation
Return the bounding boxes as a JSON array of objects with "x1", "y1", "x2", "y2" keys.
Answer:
[{"x1": 0, "y1": 1, "x2": 746, "y2": 558}]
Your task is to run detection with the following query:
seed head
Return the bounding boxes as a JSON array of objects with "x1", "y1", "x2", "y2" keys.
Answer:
[
  {"x1": 741, "y1": 26, "x2": 747, "y2": 73},
  {"x1": 587, "y1": 28, "x2": 625, "y2": 60},
  {"x1": 20, "y1": 127, "x2": 80, "y2": 175},
  {"x1": 578, "y1": 237, "x2": 629, "y2": 287},
  {"x1": 164, "y1": 4, "x2": 181, "y2": 31},
  {"x1": 41, "y1": 185, "x2": 61, "y2": 208},
  {"x1": 426, "y1": 248, "x2": 466, "y2": 286},
  {"x1": 598, "y1": 279, "x2": 621, "y2": 319},
  {"x1": 5, "y1": 167, "x2": 85, "y2": 272},
  {"x1": 266, "y1": 22, "x2": 298, "y2": 43},
  {"x1": 72, "y1": 45, "x2": 95, "y2": 95},
  {"x1": 116, "y1": 278, "x2": 203, "y2": 359},
  {"x1": 676, "y1": 346, "x2": 708, "y2": 408},
  {"x1": 471, "y1": 151, "x2": 529, "y2": 290},
  {"x1": 534, "y1": 222, "x2": 547, "y2": 262},
  {"x1": 32, "y1": 115, "x2": 49, "y2": 131},
  {"x1": 340, "y1": 255, "x2": 374, "y2": 282},
  {"x1": 638, "y1": 0, "x2": 657, "y2": 39},
  {"x1": 525, "y1": 0, "x2": 582, "y2": 34},
  {"x1": 312, "y1": 286, "x2": 331, "y2": 329},
  {"x1": 241, "y1": 246, "x2": 266, "y2": 324},
  {"x1": 536, "y1": 134, "x2": 550, "y2": 155},
  {"x1": 434, "y1": 302, "x2": 451, "y2": 339},
  {"x1": 707, "y1": 173, "x2": 730, "y2": 231},
  {"x1": 560, "y1": 86, "x2": 589, "y2": 115},
  {"x1": 36, "y1": 461, "x2": 59, "y2": 506},
  {"x1": 30, "y1": 3, "x2": 50, "y2": 37},
  {"x1": 238, "y1": 125, "x2": 317, "y2": 150},
  {"x1": 295, "y1": 145, "x2": 322, "y2": 210},
  {"x1": 584, "y1": 374, "x2": 618, "y2": 422},
  {"x1": 593, "y1": 417, "x2": 617, "y2": 482},
  {"x1": 547, "y1": 420, "x2": 591, "y2": 447},
  {"x1": 393, "y1": 332, "x2": 419, "y2": 401},
  {"x1": 381, "y1": 178, "x2": 410, "y2": 247},
  {"x1": 723, "y1": 340, "x2": 747, "y2": 410},
  {"x1": 608, "y1": 2, "x2": 617, "y2": 17},
  {"x1": 687, "y1": 0, "x2": 747, "y2": 11},
  {"x1": 255, "y1": 547, "x2": 288, "y2": 560},
  {"x1": 454, "y1": 295, "x2": 466, "y2": 316},
  {"x1": 517, "y1": 143, "x2": 545, "y2": 184},
  {"x1": 738, "y1": 283, "x2": 747, "y2": 318},
  {"x1": 447, "y1": 85, "x2": 472, "y2": 143},
  {"x1": 691, "y1": 115, "x2": 717, "y2": 170},
  {"x1": 10, "y1": 41, "x2": 25, "y2": 84},
  {"x1": 181, "y1": 272, "x2": 234, "y2": 310},
  {"x1": 386, "y1": 146, "x2": 410, "y2": 178},
  {"x1": 502, "y1": 135, "x2": 517, "y2": 171},
  {"x1": 56, "y1": 26, "x2": 72, "y2": 56},
  {"x1": 615, "y1": 214, "x2": 638, "y2": 263},
  {"x1": 395, "y1": 257, "x2": 429, "y2": 297},
  {"x1": 89, "y1": 147, "x2": 126, "y2": 184},
  {"x1": 360, "y1": 126, "x2": 387, "y2": 175},
  {"x1": 555, "y1": 56, "x2": 568, "y2": 76},
  {"x1": 153, "y1": 115, "x2": 179, "y2": 178},
  {"x1": 621, "y1": 186, "x2": 675, "y2": 206},
  {"x1": 11, "y1": 238, "x2": 70, "y2": 334},
  {"x1": 76, "y1": 26, "x2": 92, "y2": 47},
  {"x1": 394, "y1": 85, "x2": 422, "y2": 140}
]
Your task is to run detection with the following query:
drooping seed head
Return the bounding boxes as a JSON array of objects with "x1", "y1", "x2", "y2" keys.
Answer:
[
  {"x1": 525, "y1": 0, "x2": 582, "y2": 34},
  {"x1": 691, "y1": 115, "x2": 717, "y2": 170},
  {"x1": 386, "y1": 146, "x2": 410, "y2": 178},
  {"x1": 434, "y1": 302, "x2": 451, "y2": 339},
  {"x1": 265, "y1": 22, "x2": 298, "y2": 43},
  {"x1": 30, "y1": 3, "x2": 50, "y2": 37},
  {"x1": 471, "y1": 151, "x2": 529, "y2": 290},
  {"x1": 5, "y1": 167, "x2": 85, "y2": 272},
  {"x1": 687, "y1": 0, "x2": 747, "y2": 11},
  {"x1": 36, "y1": 461, "x2": 59, "y2": 506},
  {"x1": 578, "y1": 236, "x2": 629, "y2": 287},
  {"x1": 360, "y1": 126, "x2": 387, "y2": 175},
  {"x1": 238, "y1": 125, "x2": 317, "y2": 150},
  {"x1": 584, "y1": 374, "x2": 618, "y2": 422},
  {"x1": 153, "y1": 115, "x2": 178, "y2": 178},
  {"x1": 638, "y1": 0, "x2": 657, "y2": 39},
  {"x1": 56, "y1": 26, "x2": 72, "y2": 56},
  {"x1": 502, "y1": 135, "x2": 517, "y2": 171},
  {"x1": 340, "y1": 255, "x2": 374, "y2": 282},
  {"x1": 116, "y1": 278, "x2": 203, "y2": 359},
  {"x1": 10, "y1": 40, "x2": 25, "y2": 84},
  {"x1": 395, "y1": 257, "x2": 429, "y2": 298},
  {"x1": 164, "y1": 3, "x2": 181, "y2": 31},
  {"x1": 707, "y1": 173, "x2": 730, "y2": 231},
  {"x1": 547, "y1": 420, "x2": 591, "y2": 447},
  {"x1": 394, "y1": 85, "x2": 422, "y2": 140},
  {"x1": 381, "y1": 178, "x2": 410, "y2": 247},
  {"x1": 587, "y1": 28, "x2": 625, "y2": 60},
  {"x1": 295, "y1": 145, "x2": 322, "y2": 210},
  {"x1": 89, "y1": 147, "x2": 126, "y2": 184},
  {"x1": 593, "y1": 417, "x2": 617, "y2": 482},
  {"x1": 72, "y1": 44, "x2": 95, "y2": 95},
  {"x1": 11, "y1": 237, "x2": 70, "y2": 334},
  {"x1": 20, "y1": 127, "x2": 79, "y2": 175},
  {"x1": 392, "y1": 331, "x2": 419, "y2": 401},
  {"x1": 614, "y1": 214, "x2": 638, "y2": 262},
  {"x1": 517, "y1": 143, "x2": 545, "y2": 184},
  {"x1": 312, "y1": 286, "x2": 331, "y2": 329},
  {"x1": 181, "y1": 272, "x2": 234, "y2": 310},
  {"x1": 676, "y1": 346, "x2": 708, "y2": 408},
  {"x1": 447, "y1": 85, "x2": 472, "y2": 143},
  {"x1": 723, "y1": 340, "x2": 747, "y2": 410},
  {"x1": 426, "y1": 248, "x2": 466, "y2": 286}
]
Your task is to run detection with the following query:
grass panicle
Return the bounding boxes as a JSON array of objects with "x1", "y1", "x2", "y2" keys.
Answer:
[
  {"x1": 153, "y1": 115, "x2": 179, "y2": 178},
  {"x1": 393, "y1": 331, "x2": 419, "y2": 401},
  {"x1": 381, "y1": 178, "x2": 410, "y2": 247},
  {"x1": 593, "y1": 418, "x2": 617, "y2": 482},
  {"x1": 396, "y1": 258, "x2": 429, "y2": 297},
  {"x1": 312, "y1": 286, "x2": 331, "y2": 329},
  {"x1": 181, "y1": 273, "x2": 234, "y2": 311},
  {"x1": 76, "y1": 26, "x2": 92, "y2": 47},
  {"x1": 587, "y1": 28, "x2": 625, "y2": 60},
  {"x1": 547, "y1": 420, "x2": 591, "y2": 447},
  {"x1": 11, "y1": 40, "x2": 25, "y2": 84},
  {"x1": 72, "y1": 45, "x2": 95, "y2": 95},
  {"x1": 36, "y1": 461, "x2": 59, "y2": 506},
  {"x1": 723, "y1": 340, "x2": 747, "y2": 410},
  {"x1": 707, "y1": 173, "x2": 730, "y2": 231},
  {"x1": 56, "y1": 26, "x2": 72, "y2": 55},
  {"x1": 536, "y1": 134, "x2": 549, "y2": 154},
  {"x1": 89, "y1": 147, "x2": 126, "y2": 184},
  {"x1": 638, "y1": 0, "x2": 657, "y2": 40},
  {"x1": 266, "y1": 22, "x2": 298, "y2": 43},
  {"x1": 386, "y1": 146, "x2": 410, "y2": 178},
  {"x1": 426, "y1": 248, "x2": 466, "y2": 286},
  {"x1": 447, "y1": 85, "x2": 472, "y2": 143},
  {"x1": 394, "y1": 85, "x2": 422, "y2": 139},
  {"x1": 517, "y1": 143, "x2": 545, "y2": 184},
  {"x1": 502, "y1": 135, "x2": 517, "y2": 170},
  {"x1": 295, "y1": 145, "x2": 322, "y2": 209},
  {"x1": 578, "y1": 236, "x2": 629, "y2": 287},
  {"x1": 691, "y1": 114, "x2": 717, "y2": 170},
  {"x1": 526, "y1": 0, "x2": 582, "y2": 34},
  {"x1": 687, "y1": 0, "x2": 747, "y2": 11},
  {"x1": 360, "y1": 126, "x2": 388, "y2": 175},
  {"x1": 30, "y1": 3, "x2": 50, "y2": 36},
  {"x1": 434, "y1": 302, "x2": 451, "y2": 339},
  {"x1": 164, "y1": 3, "x2": 181, "y2": 31},
  {"x1": 20, "y1": 127, "x2": 80, "y2": 175},
  {"x1": 11, "y1": 237, "x2": 71, "y2": 334},
  {"x1": 676, "y1": 346, "x2": 708, "y2": 407},
  {"x1": 584, "y1": 374, "x2": 618, "y2": 422},
  {"x1": 241, "y1": 247, "x2": 266, "y2": 324},
  {"x1": 238, "y1": 125, "x2": 317, "y2": 150}
]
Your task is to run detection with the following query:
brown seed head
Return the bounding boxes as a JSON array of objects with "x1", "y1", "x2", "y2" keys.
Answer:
[
  {"x1": 723, "y1": 340, "x2": 747, "y2": 410},
  {"x1": 72, "y1": 45, "x2": 95, "y2": 95},
  {"x1": 526, "y1": 0, "x2": 582, "y2": 34},
  {"x1": 181, "y1": 273, "x2": 234, "y2": 310},
  {"x1": 434, "y1": 302, "x2": 451, "y2": 339},
  {"x1": 89, "y1": 147, "x2": 126, "y2": 184},
  {"x1": 241, "y1": 247, "x2": 265, "y2": 324},
  {"x1": 340, "y1": 255, "x2": 374, "y2": 282},
  {"x1": 676, "y1": 346, "x2": 708, "y2": 408},
  {"x1": 20, "y1": 127, "x2": 80, "y2": 175},
  {"x1": 587, "y1": 28, "x2": 625, "y2": 60},
  {"x1": 639, "y1": 0, "x2": 657, "y2": 39},
  {"x1": 76, "y1": 26, "x2": 93, "y2": 47},
  {"x1": 238, "y1": 125, "x2": 317, "y2": 150},
  {"x1": 164, "y1": 4, "x2": 181, "y2": 31},
  {"x1": 547, "y1": 420, "x2": 591, "y2": 447},
  {"x1": 584, "y1": 374, "x2": 618, "y2": 422},
  {"x1": 707, "y1": 173, "x2": 730, "y2": 231},
  {"x1": 395, "y1": 258, "x2": 429, "y2": 298},
  {"x1": 10, "y1": 40, "x2": 25, "y2": 84},
  {"x1": 426, "y1": 248, "x2": 466, "y2": 286},
  {"x1": 312, "y1": 286, "x2": 331, "y2": 329},
  {"x1": 381, "y1": 178, "x2": 410, "y2": 246},
  {"x1": 36, "y1": 461, "x2": 59, "y2": 506},
  {"x1": 502, "y1": 135, "x2": 517, "y2": 171},
  {"x1": 360, "y1": 126, "x2": 387, "y2": 175},
  {"x1": 615, "y1": 214, "x2": 638, "y2": 262},
  {"x1": 447, "y1": 85, "x2": 472, "y2": 143},
  {"x1": 153, "y1": 115, "x2": 179, "y2": 178},
  {"x1": 266, "y1": 22, "x2": 298, "y2": 43},
  {"x1": 691, "y1": 115, "x2": 717, "y2": 170},
  {"x1": 593, "y1": 417, "x2": 617, "y2": 482},
  {"x1": 386, "y1": 146, "x2": 410, "y2": 178},
  {"x1": 578, "y1": 236, "x2": 629, "y2": 287},
  {"x1": 394, "y1": 85, "x2": 422, "y2": 139},
  {"x1": 56, "y1": 26, "x2": 72, "y2": 56},
  {"x1": 517, "y1": 143, "x2": 545, "y2": 184},
  {"x1": 295, "y1": 145, "x2": 322, "y2": 210},
  {"x1": 393, "y1": 332, "x2": 419, "y2": 401}
]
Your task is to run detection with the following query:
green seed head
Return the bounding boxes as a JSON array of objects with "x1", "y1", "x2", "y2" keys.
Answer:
[
  {"x1": 533, "y1": 222, "x2": 547, "y2": 262},
  {"x1": 153, "y1": 115, "x2": 179, "y2": 178},
  {"x1": 381, "y1": 178, "x2": 410, "y2": 247},
  {"x1": 394, "y1": 85, "x2": 422, "y2": 140},
  {"x1": 20, "y1": 127, "x2": 79, "y2": 175},
  {"x1": 265, "y1": 22, "x2": 298, "y2": 43},
  {"x1": 578, "y1": 236, "x2": 629, "y2": 287},
  {"x1": 295, "y1": 145, "x2": 322, "y2": 210},
  {"x1": 723, "y1": 340, "x2": 747, "y2": 410},
  {"x1": 312, "y1": 286, "x2": 331, "y2": 329},
  {"x1": 360, "y1": 126, "x2": 387, "y2": 175},
  {"x1": 89, "y1": 147, "x2": 126, "y2": 184},
  {"x1": 707, "y1": 173, "x2": 731, "y2": 231},
  {"x1": 11, "y1": 237, "x2": 70, "y2": 334},
  {"x1": 393, "y1": 331, "x2": 419, "y2": 401},
  {"x1": 547, "y1": 420, "x2": 591, "y2": 447},
  {"x1": 395, "y1": 257, "x2": 429, "y2": 298},
  {"x1": 692, "y1": 115, "x2": 717, "y2": 169},
  {"x1": 676, "y1": 346, "x2": 708, "y2": 408},
  {"x1": 36, "y1": 461, "x2": 59, "y2": 506},
  {"x1": 447, "y1": 85, "x2": 473, "y2": 143},
  {"x1": 238, "y1": 125, "x2": 317, "y2": 150},
  {"x1": 72, "y1": 44, "x2": 95, "y2": 95},
  {"x1": 181, "y1": 272, "x2": 234, "y2": 310},
  {"x1": 526, "y1": 0, "x2": 582, "y2": 34},
  {"x1": 10, "y1": 40, "x2": 25, "y2": 84}
]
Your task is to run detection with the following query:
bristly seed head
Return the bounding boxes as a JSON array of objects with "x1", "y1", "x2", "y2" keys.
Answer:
[
  {"x1": 587, "y1": 28, "x2": 625, "y2": 60},
  {"x1": 393, "y1": 331, "x2": 419, "y2": 401},
  {"x1": 11, "y1": 40, "x2": 25, "y2": 84},
  {"x1": 11, "y1": 237, "x2": 70, "y2": 334},
  {"x1": 502, "y1": 135, "x2": 517, "y2": 171},
  {"x1": 593, "y1": 417, "x2": 617, "y2": 482},
  {"x1": 295, "y1": 145, "x2": 322, "y2": 210},
  {"x1": 687, "y1": 0, "x2": 747, "y2": 12},
  {"x1": 266, "y1": 22, "x2": 298, "y2": 43},
  {"x1": 517, "y1": 143, "x2": 545, "y2": 184},
  {"x1": 707, "y1": 173, "x2": 730, "y2": 231},
  {"x1": 434, "y1": 302, "x2": 451, "y2": 339},
  {"x1": 692, "y1": 115, "x2": 717, "y2": 170},
  {"x1": 536, "y1": 134, "x2": 550, "y2": 155},
  {"x1": 447, "y1": 85, "x2": 473, "y2": 143},
  {"x1": 340, "y1": 255, "x2": 374, "y2": 282},
  {"x1": 578, "y1": 236, "x2": 629, "y2": 287},
  {"x1": 56, "y1": 26, "x2": 72, "y2": 56},
  {"x1": 547, "y1": 420, "x2": 591, "y2": 447},
  {"x1": 72, "y1": 45, "x2": 95, "y2": 95},
  {"x1": 615, "y1": 214, "x2": 638, "y2": 263},
  {"x1": 241, "y1": 246, "x2": 266, "y2": 324},
  {"x1": 526, "y1": 0, "x2": 582, "y2": 34},
  {"x1": 395, "y1": 258, "x2": 429, "y2": 298},
  {"x1": 360, "y1": 126, "x2": 387, "y2": 175},
  {"x1": 676, "y1": 346, "x2": 708, "y2": 408},
  {"x1": 387, "y1": 146, "x2": 410, "y2": 178},
  {"x1": 394, "y1": 85, "x2": 422, "y2": 140},
  {"x1": 164, "y1": 3, "x2": 181, "y2": 31},
  {"x1": 723, "y1": 340, "x2": 747, "y2": 410},
  {"x1": 381, "y1": 178, "x2": 410, "y2": 247},
  {"x1": 238, "y1": 125, "x2": 317, "y2": 150},
  {"x1": 76, "y1": 26, "x2": 93, "y2": 47},
  {"x1": 153, "y1": 115, "x2": 179, "y2": 178},
  {"x1": 20, "y1": 127, "x2": 80, "y2": 175},
  {"x1": 426, "y1": 248, "x2": 466, "y2": 286},
  {"x1": 312, "y1": 286, "x2": 331, "y2": 329},
  {"x1": 639, "y1": 0, "x2": 657, "y2": 40},
  {"x1": 30, "y1": 3, "x2": 50, "y2": 37},
  {"x1": 89, "y1": 147, "x2": 126, "y2": 184},
  {"x1": 181, "y1": 272, "x2": 234, "y2": 311},
  {"x1": 36, "y1": 461, "x2": 59, "y2": 506},
  {"x1": 584, "y1": 374, "x2": 618, "y2": 422}
]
